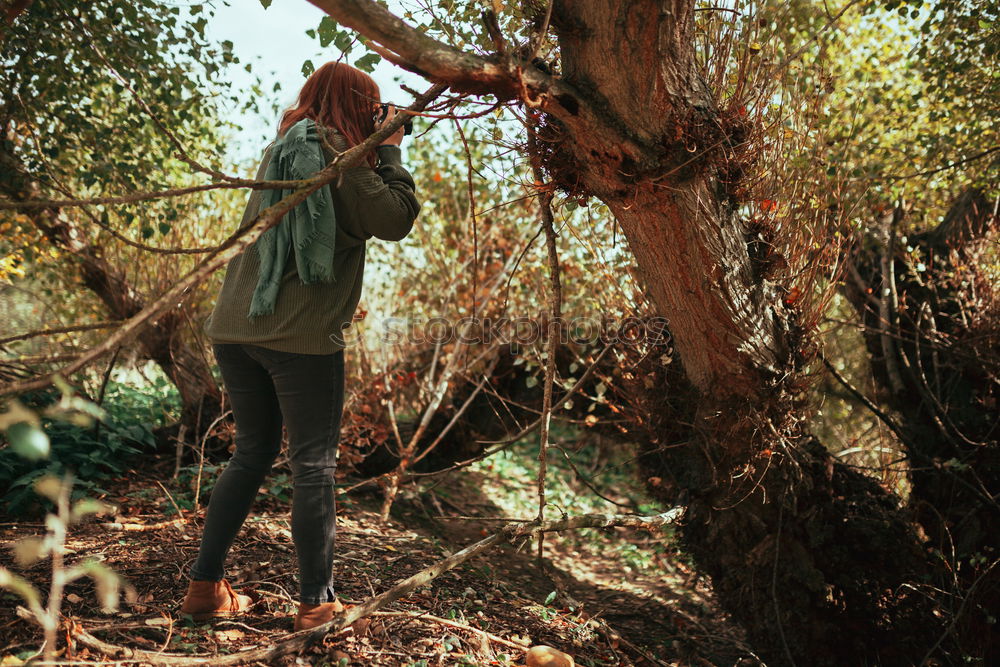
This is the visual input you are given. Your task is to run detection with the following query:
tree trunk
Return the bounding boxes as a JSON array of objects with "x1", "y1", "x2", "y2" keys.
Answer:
[
  {"x1": 307, "y1": 0, "x2": 964, "y2": 662},
  {"x1": 549, "y1": 5, "x2": 946, "y2": 661},
  {"x1": 843, "y1": 190, "x2": 1000, "y2": 659}
]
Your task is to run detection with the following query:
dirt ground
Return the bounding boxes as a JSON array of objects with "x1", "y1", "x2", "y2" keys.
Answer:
[{"x1": 0, "y1": 463, "x2": 762, "y2": 666}]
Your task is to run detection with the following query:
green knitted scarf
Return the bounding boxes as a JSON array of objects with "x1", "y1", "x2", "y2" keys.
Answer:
[{"x1": 248, "y1": 117, "x2": 337, "y2": 318}]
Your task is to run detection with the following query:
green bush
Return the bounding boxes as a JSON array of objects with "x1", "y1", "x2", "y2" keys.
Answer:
[{"x1": 0, "y1": 381, "x2": 176, "y2": 515}]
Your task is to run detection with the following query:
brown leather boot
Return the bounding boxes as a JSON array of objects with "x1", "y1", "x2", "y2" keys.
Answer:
[
  {"x1": 294, "y1": 597, "x2": 346, "y2": 631},
  {"x1": 179, "y1": 579, "x2": 253, "y2": 620}
]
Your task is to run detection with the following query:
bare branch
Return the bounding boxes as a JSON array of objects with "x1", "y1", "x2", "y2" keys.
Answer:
[
  {"x1": 306, "y1": 0, "x2": 509, "y2": 93},
  {"x1": 0, "y1": 84, "x2": 447, "y2": 399},
  {"x1": 0, "y1": 321, "x2": 123, "y2": 347},
  {"x1": 304, "y1": 0, "x2": 645, "y2": 160},
  {"x1": 527, "y1": 128, "x2": 563, "y2": 549},
  {"x1": 0, "y1": 175, "x2": 323, "y2": 211}
]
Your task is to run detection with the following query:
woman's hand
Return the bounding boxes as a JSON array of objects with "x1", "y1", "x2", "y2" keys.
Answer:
[{"x1": 376, "y1": 104, "x2": 405, "y2": 147}]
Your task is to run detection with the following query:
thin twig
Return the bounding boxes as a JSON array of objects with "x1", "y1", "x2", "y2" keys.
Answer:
[
  {"x1": 194, "y1": 409, "x2": 232, "y2": 509},
  {"x1": 337, "y1": 344, "x2": 612, "y2": 495},
  {"x1": 820, "y1": 353, "x2": 909, "y2": 445},
  {"x1": 0, "y1": 83, "x2": 447, "y2": 399},
  {"x1": 527, "y1": 128, "x2": 562, "y2": 570},
  {"x1": 370, "y1": 610, "x2": 527, "y2": 651},
  {"x1": 66, "y1": 509, "x2": 682, "y2": 666}
]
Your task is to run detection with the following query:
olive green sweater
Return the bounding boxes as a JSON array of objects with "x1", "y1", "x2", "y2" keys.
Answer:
[{"x1": 203, "y1": 128, "x2": 420, "y2": 354}]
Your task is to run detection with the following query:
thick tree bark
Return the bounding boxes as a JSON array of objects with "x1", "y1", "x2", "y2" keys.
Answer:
[
  {"x1": 297, "y1": 0, "x2": 968, "y2": 661},
  {"x1": 544, "y1": 5, "x2": 945, "y2": 661}
]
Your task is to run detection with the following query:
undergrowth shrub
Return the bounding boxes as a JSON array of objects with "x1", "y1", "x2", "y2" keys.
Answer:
[{"x1": 0, "y1": 379, "x2": 178, "y2": 515}]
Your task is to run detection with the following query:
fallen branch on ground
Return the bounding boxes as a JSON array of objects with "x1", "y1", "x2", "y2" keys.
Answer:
[
  {"x1": 369, "y1": 610, "x2": 528, "y2": 651},
  {"x1": 339, "y1": 344, "x2": 613, "y2": 495},
  {"x1": 98, "y1": 518, "x2": 187, "y2": 532},
  {"x1": 45, "y1": 508, "x2": 682, "y2": 665}
]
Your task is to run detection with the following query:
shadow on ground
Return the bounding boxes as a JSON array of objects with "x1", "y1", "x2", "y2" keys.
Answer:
[{"x1": 0, "y1": 464, "x2": 761, "y2": 666}]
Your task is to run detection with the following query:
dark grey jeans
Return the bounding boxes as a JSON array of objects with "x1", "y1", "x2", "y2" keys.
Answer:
[{"x1": 189, "y1": 343, "x2": 345, "y2": 605}]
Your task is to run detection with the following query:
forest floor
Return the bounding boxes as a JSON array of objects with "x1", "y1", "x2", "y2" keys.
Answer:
[{"x1": 1, "y1": 446, "x2": 762, "y2": 666}]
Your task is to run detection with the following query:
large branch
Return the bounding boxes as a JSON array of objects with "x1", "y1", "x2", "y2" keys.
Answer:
[
  {"x1": 308, "y1": 0, "x2": 506, "y2": 93},
  {"x1": 0, "y1": 85, "x2": 445, "y2": 400},
  {"x1": 926, "y1": 187, "x2": 999, "y2": 249},
  {"x1": 305, "y1": 0, "x2": 651, "y2": 167}
]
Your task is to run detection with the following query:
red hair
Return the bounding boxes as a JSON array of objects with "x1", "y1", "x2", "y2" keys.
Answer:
[{"x1": 279, "y1": 62, "x2": 380, "y2": 168}]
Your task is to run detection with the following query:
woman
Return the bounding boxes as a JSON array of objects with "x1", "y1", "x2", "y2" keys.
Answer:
[{"x1": 178, "y1": 61, "x2": 419, "y2": 632}]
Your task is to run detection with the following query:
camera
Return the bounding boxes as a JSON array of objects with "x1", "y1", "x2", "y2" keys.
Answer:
[{"x1": 376, "y1": 103, "x2": 413, "y2": 136}]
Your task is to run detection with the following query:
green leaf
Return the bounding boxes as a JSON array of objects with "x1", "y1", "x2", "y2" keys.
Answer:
[
  {"x1": 34, "y1": 474, "x2": 63, "y2": 502},
  {"x1": 334, "y1": 31, "x2": 353, "y2": 54},
  {"x1": 71, "y1": 498, "x2": 113, "y2": 523},
  {"x1": 79, "y1": 559, "x2": 126, "y2": 611},
  {"x1": 0, "y1": 567, "x2": 43, "y2": 612},
  {"x1": 301, "y1": 59, "x2": 315, "y2": 77},
  {"x1": 6, "y1": 422, "x2": 50, "y2": 461},
  {"x1": 13, "y1": 537, "x2": 49, "y2": 567},
  {"x1": 259, "y1": 0, "x2": 272, "y2": 8},
  {"x1": 354, "y1": 53, "x2": 379, "y2": 73},
  {"x1": 318, "y1": 17, "x2": 338, "y2": 48}
]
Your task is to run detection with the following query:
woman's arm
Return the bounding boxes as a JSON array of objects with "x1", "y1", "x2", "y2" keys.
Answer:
[{"x1": 342, "y1": 145, "x2": 420, "y2": 242}]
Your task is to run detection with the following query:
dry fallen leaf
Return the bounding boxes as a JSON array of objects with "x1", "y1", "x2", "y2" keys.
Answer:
[{"x1": 350, "y1": 617, "x2": 371, "y2": 635}]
